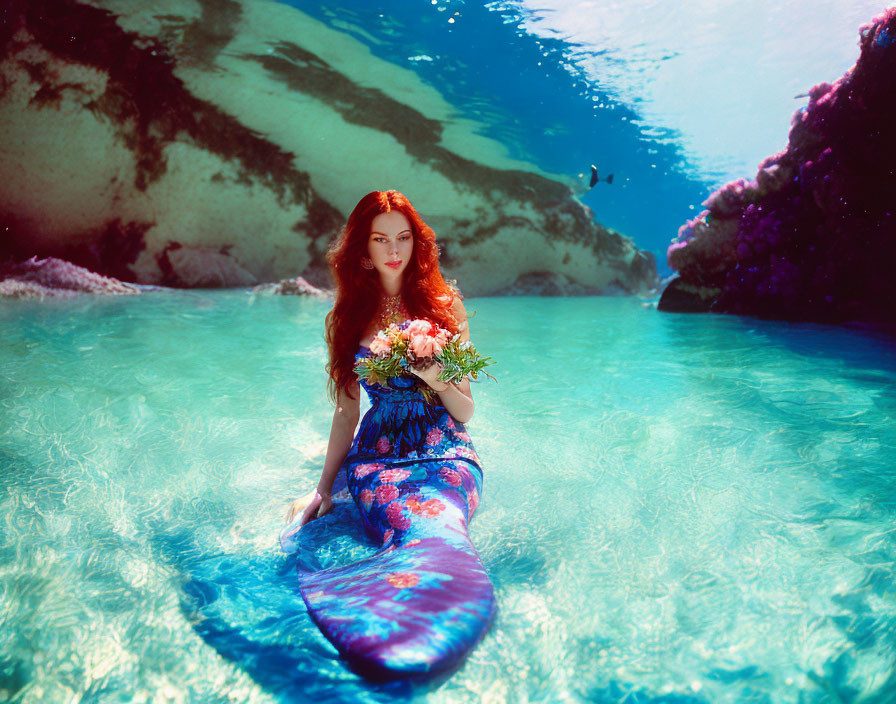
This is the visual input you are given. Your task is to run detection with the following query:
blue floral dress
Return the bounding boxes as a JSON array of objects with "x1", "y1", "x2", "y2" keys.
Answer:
[{"x1": 295, "y1": 345, "x2": 496, "y2": 680}]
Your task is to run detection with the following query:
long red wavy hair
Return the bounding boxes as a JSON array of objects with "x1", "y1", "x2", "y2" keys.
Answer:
[{"x1": 325, "y1": 191, "x2": 461, "y2": 403}]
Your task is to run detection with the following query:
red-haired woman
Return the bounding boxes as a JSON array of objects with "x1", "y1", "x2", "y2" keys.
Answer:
[{"x1": 282, "y1": 190, "x2": 495, "y2": 679}]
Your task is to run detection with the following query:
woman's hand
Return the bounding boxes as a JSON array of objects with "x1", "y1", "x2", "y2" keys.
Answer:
[
  {"x1": 408, "y1": 361, "x2": 449, "y2": 391},
  {"x1": 410, "y1": 360, "x2": 475, "y2": 423},
  {"x1": 285, "y1": 489, "x2": 333, "y2": 526}
]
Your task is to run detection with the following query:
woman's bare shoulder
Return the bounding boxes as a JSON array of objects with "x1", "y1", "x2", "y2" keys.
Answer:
[
  {"x1": 438, "y1": 279, "x2": 462, "y2": 302},
  {"x1": 449, "y1": 295, "x2": 468, "y2": 321}
]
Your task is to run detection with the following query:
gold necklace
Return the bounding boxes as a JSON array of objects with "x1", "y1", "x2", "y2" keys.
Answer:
[{"x1": 375, "y1": 293, "x2": 407, "y2": 329}]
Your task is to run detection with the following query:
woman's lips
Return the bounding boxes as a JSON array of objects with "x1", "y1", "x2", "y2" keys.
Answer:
[{"x1": 386, "y1": 261, "x2": 402, "y2": 269}]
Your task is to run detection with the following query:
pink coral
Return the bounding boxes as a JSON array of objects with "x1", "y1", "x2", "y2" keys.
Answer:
[{"x1": 663, "y1": 8, "x2": 896, "y2": 326}]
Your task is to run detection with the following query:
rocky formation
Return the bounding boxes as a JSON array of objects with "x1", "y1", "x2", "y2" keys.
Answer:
[
  {"x1": 660, "y1": 8, "x2": 896, "y2": 328},
  {"x1": 0, "y1": 0, "x2": 657, "y2": 296},
  {"x1": 252, "y1": 276, "x2": 331, "y2": 298},
  {"x1": 0, "y1": 256, "x2": 140, "y2": 297},
  {"x1": 493, "y1": 258, "x2": 657, "y2": 296}
]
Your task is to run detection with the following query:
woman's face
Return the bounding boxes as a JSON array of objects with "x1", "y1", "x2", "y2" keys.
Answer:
[{"x1": 368, "y1": 211, "x2": 414, "y2": 283}]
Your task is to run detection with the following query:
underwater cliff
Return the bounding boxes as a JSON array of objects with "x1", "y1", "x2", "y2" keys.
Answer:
[
  {"x1": 660, "y1": 7, "x2": 896, "y2": 328},
  {"x1": 0, "y1": 0, "x2": 657, "y2": 296}
]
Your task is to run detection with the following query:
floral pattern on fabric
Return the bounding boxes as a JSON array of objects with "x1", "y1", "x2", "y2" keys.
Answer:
[{"x1": 297, "y1": 346, "x2": 495, "y2": 680}]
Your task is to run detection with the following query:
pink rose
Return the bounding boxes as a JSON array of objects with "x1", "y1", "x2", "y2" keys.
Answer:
[
  {"x1": 359, "y1": 489, "x2": 375, "y2": 509},
  {"x1": 376, "y1": 437, "x2": 392, "y2": 454},
  {"x1": 452, "y1": 447, "x2": 478, "y2": 461},
  {"x1": 410, "y1": 333, "x2": 442, "y2": 358},
  {"x1": 380, "y1": 469, "x2": 411, "y2": 483},
  {"x1": 405, "y1": 495, "x2": 423, "y2": 515},
  {"x1": 386, "y1": 502, "x2": 411, "y2": 530},
  {"x1": 468, "y1": 488, "x2": 479, "y2": 514},
  {"x1": 405, "y1": 319, "x2": 432, "y2": 337},
  {"x1": 375, "y1": 484, "x2": 399, "y2": 504},
  {"x1": 369, "y1": 332, "x2": 392, "y2": 356},
  {"x1": 434, "y1": 329, "x2": 450, "y2": 346},
  {"x1": 404, "y1": 495, "x2": 445, "y2": 517},
  {"x1": 384, "y1": 572, "x2": 419, "y2": 588},
  {"x1": 438, "y1": 466, "x2": 462, "y2": 487},
  {"x1": 354, "y1": 463, "x2": 383, "y2": 479},
  {"x1": 455, "y1": 431, "x2": 471, "y2": 443},
  {"x1": 420, "y1": 499, "x2": 445, "y2": 517},
  {"x1": 425, "y1": 428, "x2": 444, "y2": 446},
  {"x1": 446, "y1": 417, "x2": 456, "y2": 430}
]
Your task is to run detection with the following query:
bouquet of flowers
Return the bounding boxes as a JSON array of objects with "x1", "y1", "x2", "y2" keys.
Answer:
[{"x1": 355, "y1": 318, "x2": 494, "y2": 398}]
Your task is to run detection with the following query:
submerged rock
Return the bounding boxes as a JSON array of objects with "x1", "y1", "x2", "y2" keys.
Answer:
[
  {"x1": 0, "y1": 256, "x2": 139, "y2": 297},
  {"x1": 252, "y1": 276, "x2": 331, "y2": 297},
  {"x1": 157, "y1": 244, "x2": 259, "y2": 288},
  {"x1": 493, "y1": 254, "x2": 656, "y2": 296},
  {"x1": 0, "y1": 0, "x2": 656, "y2": 296},
  {"x1": 661, "y1": 8, "x2": 896, "y2": 327},
  {"x1": 656, "y1": 278, "x2": 718, "y2": 313}
]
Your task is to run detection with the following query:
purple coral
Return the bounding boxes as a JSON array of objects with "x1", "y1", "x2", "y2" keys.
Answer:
[{"x1": 661, "y1": 7, "x2": 896, "y2": 328}]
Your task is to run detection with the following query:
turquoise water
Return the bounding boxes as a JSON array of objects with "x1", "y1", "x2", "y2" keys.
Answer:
[
  {"x1": 2, "y1": 291, "x2": 895, "y2": 702},
  {"x1": 282, "y1": 0, "x2": 891, "y2": 272}
]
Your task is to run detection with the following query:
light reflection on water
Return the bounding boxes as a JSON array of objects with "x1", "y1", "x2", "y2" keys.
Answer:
[{"x1": 1, "y1": 291, "x2": 895, "y2": 703}]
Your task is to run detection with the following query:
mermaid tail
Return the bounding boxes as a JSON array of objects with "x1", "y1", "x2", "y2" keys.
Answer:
[
  {"x1": 299, "y1": 535, "x2": 495, "y2": 679},
  {"x1": 298, "y1": 457, "x2": 495, "y2": 679},
  {"x1": 291, "y1": 346, "x2": 496, "y2": 679}
]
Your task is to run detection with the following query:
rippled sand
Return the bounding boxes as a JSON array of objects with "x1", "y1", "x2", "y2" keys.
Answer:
[{"x1": 1, "y1": 291, "x2": 894, "y2": 702}]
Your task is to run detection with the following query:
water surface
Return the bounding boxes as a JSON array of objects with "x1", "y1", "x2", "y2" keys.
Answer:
[{"x1": 1, "y1": 292, "x2": 895, "y2": 702}]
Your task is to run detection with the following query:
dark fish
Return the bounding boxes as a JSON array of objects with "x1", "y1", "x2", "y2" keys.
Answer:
[{"x1": 589, "y1": 164, "x2": 613, "y2": 188}]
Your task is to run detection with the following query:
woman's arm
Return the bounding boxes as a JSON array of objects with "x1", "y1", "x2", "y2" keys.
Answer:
[
  {"x1": 317, "y1": 381, "x2": 361, "y2": 496},
  {"x1": 285, "y1": 381, "x2": 360, "y2": 524},
  {"x1": 433, "y1": 377, "x2": 474, "y2": 424}
]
